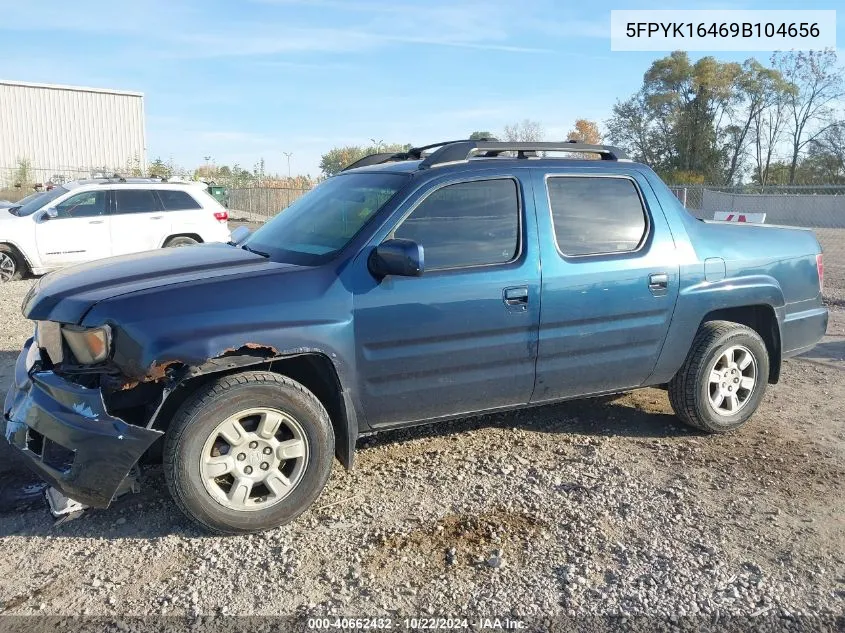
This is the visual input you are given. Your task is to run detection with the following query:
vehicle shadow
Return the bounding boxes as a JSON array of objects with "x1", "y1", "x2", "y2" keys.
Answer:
[
  {"x1": 798, "y1": 338, "x2": 845, "y2": 364},
  {"x1": 359, "y1": 391, "x2": 693, "y2": 453},
  {"x1": 0, "y1": 390, "x2": 689, "y2": 541}
]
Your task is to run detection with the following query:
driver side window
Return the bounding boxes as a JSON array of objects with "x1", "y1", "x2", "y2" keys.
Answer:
[
  {"x1": 53, "y1": 191, "x2": 107, "y2": 219},
  {"x1": 394, "y1": 178, "x2": 520, "y2": 271}
]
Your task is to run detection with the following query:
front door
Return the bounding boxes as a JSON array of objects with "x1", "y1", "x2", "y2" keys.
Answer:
[
  {"x1": 353, "y1": 173, "x2": 541, "y2": 428},
  {"x1": 36, "y1": 189, "x2": 111, "y2": 268},
  {"x1": 530, "y1": 169, "x2": 680, "y2": 402}
]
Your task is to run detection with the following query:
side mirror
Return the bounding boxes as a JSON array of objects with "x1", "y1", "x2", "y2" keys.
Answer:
[
  {"x1": 42, "y1": 208, "x2": 58, "y2": 220},
  {"x1": 368, "y1": 238, "x2": 424, "y2": 278},
  {"x1": 230, "y1": 225, "x2": 251, "y2": 244}
]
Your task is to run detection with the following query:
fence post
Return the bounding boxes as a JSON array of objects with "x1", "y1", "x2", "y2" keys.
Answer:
[{"x1": 682, "y1": 188, "x2": 688, "y2": 208}]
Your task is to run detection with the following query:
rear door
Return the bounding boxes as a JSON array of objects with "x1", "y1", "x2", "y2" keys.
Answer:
[
  {"x1": 530, "y1": 169, "x2": 680, "y2": 402},
  {"x1": 110, "y1": 188, "x2": 169, "y2": 254},
  {"x1": 156, "y1": 188, "x2": 207, "y2": 239},
  {"x1": 35, "y1": 189, "x2": 111, "y2": 267}
]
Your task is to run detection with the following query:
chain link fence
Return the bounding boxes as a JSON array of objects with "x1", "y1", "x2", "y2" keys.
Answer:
[
  {"x1": 227, "y1": 187, "x2": 312, "y2": 222},
  {"x1": 0, "y1": 166, "x2": 118, "y2": 203}
]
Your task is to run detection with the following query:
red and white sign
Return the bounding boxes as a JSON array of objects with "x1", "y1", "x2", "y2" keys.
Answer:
[{"x1": 713, "y1": 212, "x2": 766, "y2": 224}]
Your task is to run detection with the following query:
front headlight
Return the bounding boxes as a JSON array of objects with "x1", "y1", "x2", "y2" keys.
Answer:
[{"x1": 61, "y1": 325, "x2": 112, "y2": 365}]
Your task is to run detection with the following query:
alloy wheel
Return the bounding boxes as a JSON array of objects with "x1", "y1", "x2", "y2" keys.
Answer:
[
  {"x1": 707, "y1": 345, "x2": 757, "y2": 416},
  {"x1": 0, "y1": 253, "x2": 16, "y2": 282},
  {"x1": 199, "y1": 407, "x2": 309, "y2": 511}
]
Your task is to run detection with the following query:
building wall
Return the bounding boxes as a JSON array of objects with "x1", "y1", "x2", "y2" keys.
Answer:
[{"x1": 0, "y1": 80, "x2": 146, "y2": 184}]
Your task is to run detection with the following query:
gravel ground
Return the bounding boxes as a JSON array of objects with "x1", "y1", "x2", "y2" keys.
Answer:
[{"x1": 0, "y1": 260, "x2": 843, "y2": 628}]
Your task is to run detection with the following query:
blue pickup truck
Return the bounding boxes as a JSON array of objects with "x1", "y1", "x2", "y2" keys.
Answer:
[{"x1": 3, "y1": 140, "x2": 827, "y2": 534}]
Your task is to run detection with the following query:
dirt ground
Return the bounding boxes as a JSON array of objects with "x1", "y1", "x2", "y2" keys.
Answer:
[{"x1": 0, "y1": 240, "x2": 842, "y2": 627}]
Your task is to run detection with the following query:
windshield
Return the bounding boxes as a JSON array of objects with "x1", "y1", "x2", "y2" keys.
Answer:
[
  {"x1": 16, "y1": 187, "x2": 69, "y2": 216},
  {"x1": 243, "y1": 172, "x2": 408, "y2": 265}
]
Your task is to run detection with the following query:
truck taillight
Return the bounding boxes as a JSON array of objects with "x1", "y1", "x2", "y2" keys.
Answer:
[
  {"x1": 214, "y1": 210, "x2": 228, "y2": 223},
  {"x1": 816, "y1": 253, "x2": 824, "y2": 292}
]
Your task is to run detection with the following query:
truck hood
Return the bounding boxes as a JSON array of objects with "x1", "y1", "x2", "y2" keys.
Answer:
[{"x1": 23, "y1": 243, "x2": 302, "y2": 324}]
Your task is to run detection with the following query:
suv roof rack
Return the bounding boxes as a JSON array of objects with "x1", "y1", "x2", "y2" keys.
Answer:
[
  {"x1": 91, "y1": 176, "x2": 167, "y2": 185},
  {"x1": 341, "y1": 139, "x2": 629, "y2": 172},
  {"x1": 420, "y1": 140, "x2": 628, "y2": 168},
  {"x1": 341, "y1": 140, "x2": 481, "y2": 172}
]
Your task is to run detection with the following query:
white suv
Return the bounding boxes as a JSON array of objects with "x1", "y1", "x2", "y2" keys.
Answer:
[{"x1": 0, "y1": 178, "x2": 232, "y2": 281}]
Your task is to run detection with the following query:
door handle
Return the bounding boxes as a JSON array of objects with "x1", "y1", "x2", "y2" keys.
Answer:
[
  {"x1": 503, "y1": 286, "x2": 529, "y2": 309},
  {"x1": 89, "y1": 220, "x2": 104, "y2": 224},
  {"x1": 648, "y1": 273, "x2": 669, "y2": 294},
  {"x1": 150, "y1": 215, "x2": 164, "y2": 220}
]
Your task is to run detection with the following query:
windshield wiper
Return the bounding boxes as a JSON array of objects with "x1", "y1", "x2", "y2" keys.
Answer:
[{"x1": 241, "y1": 244, "x2": 270, "y2": 258}]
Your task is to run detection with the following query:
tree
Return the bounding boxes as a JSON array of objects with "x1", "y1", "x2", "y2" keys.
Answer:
[
  {"x1": 319, "y1": 143, "x2": 411, "y2": 177},
  {"x1": 567, "y1": 119, "x2": 602, "y2": 144},
  {"x1": 722, "y1": 59, "x2": 790, "y2": 185},
  {"x1": 606, "y1": 51, "x2": 747, "y2": 182},
  {"x1": 805, "y1": 121, "x2": 845, "y2": 183},
  {"x1": 9, "y1": 157, "x2": 34, "y2": 188},
  {"x1": 502, "y1": 119, "x2": 544, "y2": 142},
  {"x1": 749, "y1": 63, "x2": 795, "y2": 186},
  {"x1": 606, "y1": 90, "x2": 667, "y2": 167},
  {"x1": 773, "y1": 49, "x2": 845, "y2": 184},
  {"x1": 469, "y1": 131, "x2": 495, "y2": 140},
  {"x1": 147, "y1": 157, "x2": 172, "y2": 179},
  {"x1": 642, "y1": 51, "x2": 741, "y2": 181},
  {"x1": 125, "y1": 156, "x2": 144, "y2": 177}
]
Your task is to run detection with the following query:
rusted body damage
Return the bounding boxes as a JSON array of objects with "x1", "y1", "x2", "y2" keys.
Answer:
[
  {"x1": 9, "y1": 243, "x2": 361, "y2": 509},
  {"x1": 139, "y1": 343, "x2": 281, "y2": 384}
]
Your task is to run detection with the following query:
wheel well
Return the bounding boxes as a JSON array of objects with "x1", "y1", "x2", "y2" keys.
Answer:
[
  {"x1": 149, "y1": 353, "x2": 353, "y2": 467},
  {"x1": 164, "y1": 233, "x2": 203, "y2": 246},
  {"x1": 701, "y1": 305, "x2": 781, "y2": 383},
  {"x1": 0, "y1": 242, "x2": 31, "y2": 273}
]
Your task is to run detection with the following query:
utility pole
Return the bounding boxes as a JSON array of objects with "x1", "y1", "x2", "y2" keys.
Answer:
[{"x1": 282, "y1": 152, "x2": 293, "y2": 180}]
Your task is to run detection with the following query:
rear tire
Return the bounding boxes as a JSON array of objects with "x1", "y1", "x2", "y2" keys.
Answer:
[
  {"x1": 0, "y1": 245, "x2": 26, "y2": 282},
  {"x1": 163, "y1": 371, "x2": 334, "y2": 535},
  {"x1": 668, "y1": 320, "x2": 769, "y2": 433},
  {"x1": 164, "y1": 236, "x2": 199, "y2": 248}
]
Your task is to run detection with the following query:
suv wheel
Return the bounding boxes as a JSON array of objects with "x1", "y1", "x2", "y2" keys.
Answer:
[
  {"x1": 164, "y1": 371, "x2": 334, "y2": 534},
  {"x1": 668, "y1": 320, "x2": 769, "y2": 433},
  {"x1": 0, "y1": 245, "x2": 25, "y2": 282},
  {"x1": 164, "y1": 236, "x2": 199, "y2": 248}
]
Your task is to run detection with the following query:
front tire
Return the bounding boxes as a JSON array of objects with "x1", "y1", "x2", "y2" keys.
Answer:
[
  {"x1": 164, "y1": 236, "x2": 199, "y2": 248},
  {"x1": 163, "y1": 371, "x2": 334, "y2": 534},
  {"x1": 0, "y1": 245, "x2": 25, "y2": 282},
  {"x1": 668, "y1": 320, "x2": 769, "y2": 433}
]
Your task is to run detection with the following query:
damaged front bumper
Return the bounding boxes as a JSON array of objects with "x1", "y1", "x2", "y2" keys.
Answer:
[{"x1": 2, "y1": 338, "x2": 163, "y2": 508}]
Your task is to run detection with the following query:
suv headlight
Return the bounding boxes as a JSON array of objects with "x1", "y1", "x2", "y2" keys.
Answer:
[{"x1": 61, "y1": 325, "x2": 112, "y2": 364}]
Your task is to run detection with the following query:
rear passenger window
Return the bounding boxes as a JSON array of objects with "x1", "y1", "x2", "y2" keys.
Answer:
[
  {"x1": 114, "y1": 190, "x2": 161, "y2": 214},
  {"x1": 394, "y1": 179, "x2": 519, "y2": 270},
  {"x1": 547, "y1": 177, "x2": 647, "y2": 256},
  {"x1": 157, "y1": 190, "x2": 202, "y2": 211}
]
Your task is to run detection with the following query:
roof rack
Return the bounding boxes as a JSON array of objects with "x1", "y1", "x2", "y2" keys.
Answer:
[
  {"x1": 420, "y1": 140, "x2": 628, "y2": 168},
  {"x1": 341, "y1": 140, "x2": 483, "y2": 172},
  {"x1": 342, "y1": 152, "x2": 401, "y2": 171},
  {"x1": 341, "y1": 139, "x2": 629, "y2": 172}
]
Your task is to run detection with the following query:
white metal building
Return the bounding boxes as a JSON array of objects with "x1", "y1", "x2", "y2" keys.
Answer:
[{"x1": 0, "y1": 80, "x2": 146, "y2": 186}]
